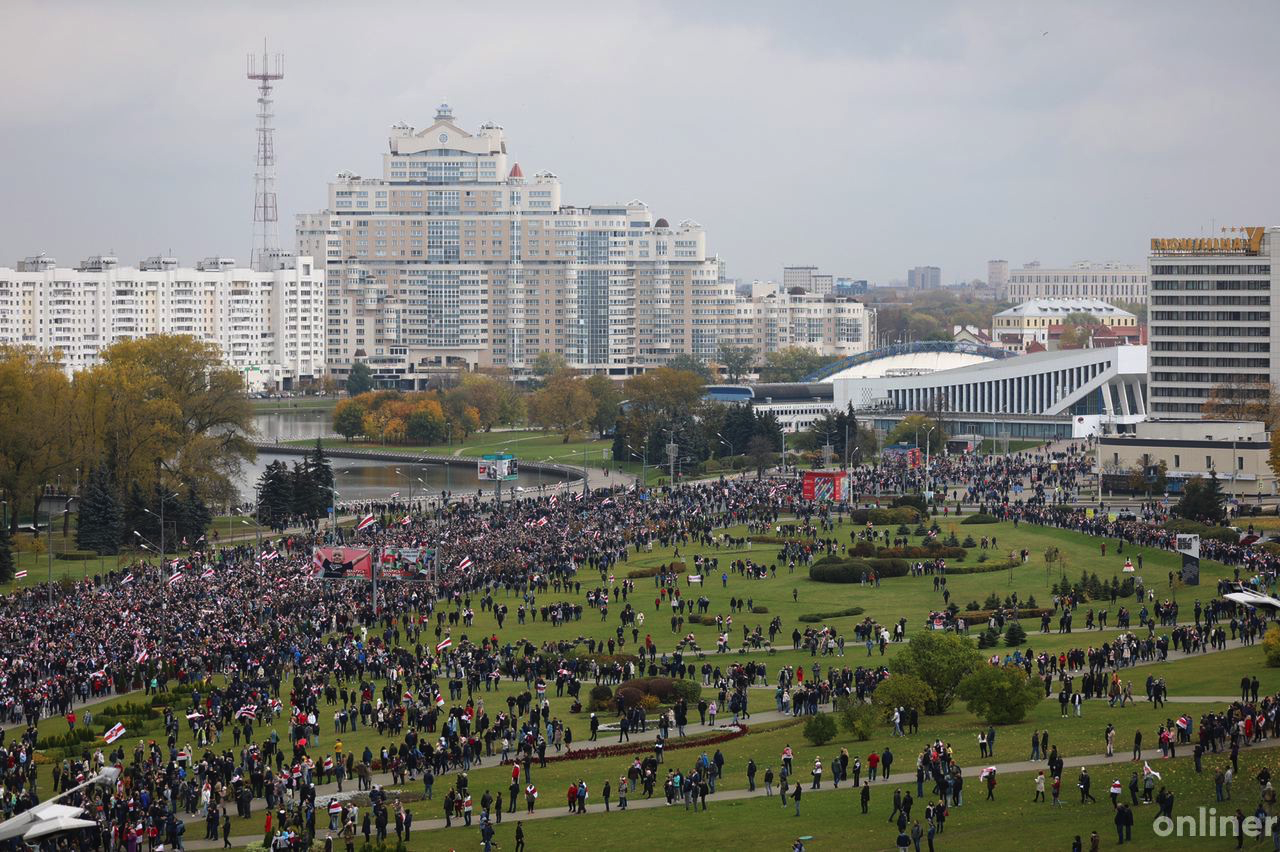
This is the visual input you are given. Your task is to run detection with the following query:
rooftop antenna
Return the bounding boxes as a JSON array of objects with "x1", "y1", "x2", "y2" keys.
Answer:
[{"x1": 247, "y1": 39, "x2": 283, "y2": 272}]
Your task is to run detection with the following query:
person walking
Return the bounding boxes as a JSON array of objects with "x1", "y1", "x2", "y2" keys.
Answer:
[
  {"x1": 861, "y1": 781, "x2": 871, "y2": 814},
  {"x1": 792, "y1": 781, "x2": 803, "y2": 817}
]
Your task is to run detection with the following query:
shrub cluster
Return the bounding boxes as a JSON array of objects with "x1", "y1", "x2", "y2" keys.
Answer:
[
  {"x1": 961, "y1": 513, "x2": 1000, "y2": 525},
  {"x1": 626, "y1": 560, "x2": 687, "y2": 579},
  {"x1": 798, "y1": 606, "x2": 865, "y2": 623}
]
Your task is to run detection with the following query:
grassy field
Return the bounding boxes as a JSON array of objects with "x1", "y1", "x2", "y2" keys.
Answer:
[{"x1": 11, "y1": 515, "x2": 1275, "y2": 850}]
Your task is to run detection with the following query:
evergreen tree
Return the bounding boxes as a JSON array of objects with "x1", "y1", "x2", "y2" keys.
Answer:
[
  {"x1": 306, "y1": 439, "x2": 334, "y2": 516},
  {"x1": 122, "y1": 481, "x2": 160, "y2": 550},
  {"x1": 256, "y1": 460, "x2": 294, "y2": 531},
  {"x1": 173, "y1": 487, "x2": 212, "y2": 547},
  {"x1": 0, "y1": 522, "x2": 13, "y2": 583},
  {"x1": 289, "y1": 460, "x2": 314, "y2": 518},
  {"x1": 76, "y1": 464, "x2": 122, "y2": 555},
  {"x1": 1174, "y1": 473, "x2": 1226, "y2": 525}
]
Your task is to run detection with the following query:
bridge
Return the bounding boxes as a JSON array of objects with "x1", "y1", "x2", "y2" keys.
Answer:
[{"x1": 250, "y1": 442, "x2": 586, "y2": 483}]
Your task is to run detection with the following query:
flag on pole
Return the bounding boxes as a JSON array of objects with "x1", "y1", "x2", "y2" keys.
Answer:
[
  {"x1": 435, "y1": 693, "x2": 445, "y2": 708},
  {"x1": 201, "y1": 567, "x2": 215, "y2": 580},
  {"x1": 186, "y1": 711, "x2": 203, "y2": 721},
  {"x1": 104, "y1": 723, "x2": 127, "y2": 744},
  {"x1": 121, "y1": 572, "x2": 134, "y2": 584},
  {"x1": 356, "y1": 514, "x2": 376, "y2": 531},
  {"x1": 13, "y1": 570, "x2": 26, "y2": 579},
  {"x1": 536, "y1": 516, "x2": 548, "y2": 527},
  {"x1": 1143, "y1": 762, "x2": 1162, "y2": 780},
  {"x1": 166, "y1": 572, "x2": 182, "y2": 587},
  {"x1": 403, "y1": 691, "x2": 414, "y2": 702},
  {"x1": 436, "y1": 638, "x2": 452, "y2": 653},
  {"x1": 389, "y1": 492, "x2": 400, "y2": 499},
  {"x1": 135, "y1": 650, "x2": 149, "y2": 665},
  {"x1": 195, "y1": 535, "x2": 206, "y2": 544},
  {"x1": 238, "y1": 705, "x2": 258, "y2": 720},
  {"x1": 457, "y1": 556, "x2": 472, "y2": 571},
  {"x1": 401, "y1": 515, "x2": 412, "y2": 526}
]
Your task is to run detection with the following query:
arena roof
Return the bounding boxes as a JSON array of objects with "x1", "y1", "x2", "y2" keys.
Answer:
[{"x1": 806, "y1": 340, "x2": 1013, "y2": 383}]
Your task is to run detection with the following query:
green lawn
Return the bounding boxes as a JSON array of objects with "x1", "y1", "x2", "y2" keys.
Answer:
[{"x1": 12, "y1": 515, "x2": 1276, "y2": 851}]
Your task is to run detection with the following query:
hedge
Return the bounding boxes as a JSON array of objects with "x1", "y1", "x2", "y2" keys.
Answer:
[
  {"x1": 626, "y1": 561, "x2": 687, "y2": 579},
  {"x1": 798, "y1": 606, "x2": 865, "y2": 623},
  {"x1": 1165, "y1": 519, "x2": 1239, "y2": 544},
  {"x1": 849, "y1": 508, "x2": 920, "y2": 525},
  {"x1": 876, "y1": 545, "x2": 966, "y2": 560},
  {"x1": 946, "y1": 558, "x2": 1021, "y2": 575},
  {"x1": 961, "y1": 514, "x2": 999, "y2": 525},
  {"x1": 809, "y1": 558, "x2": 909, "y2": 583},
  {"x1": 956, "y1": 607, "x2": 1054, "y2": 623}
]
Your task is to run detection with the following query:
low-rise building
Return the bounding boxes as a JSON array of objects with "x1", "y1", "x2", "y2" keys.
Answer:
[
  {"x1": 1099, "y1": 419, "x2": 1273, "y2": 497},
  {"x1": 993, "y1": 299, "x2": 1138, "y2": 352}
]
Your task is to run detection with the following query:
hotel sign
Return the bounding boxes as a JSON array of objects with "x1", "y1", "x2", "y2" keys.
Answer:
[{"x1": 1150, "y1": 226, "x2": 1265, "y2": 255}]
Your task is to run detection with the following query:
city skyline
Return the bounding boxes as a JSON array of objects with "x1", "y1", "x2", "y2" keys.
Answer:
[{"x1": 3, "y1": 1, "x2": 1278, "y2": 283}]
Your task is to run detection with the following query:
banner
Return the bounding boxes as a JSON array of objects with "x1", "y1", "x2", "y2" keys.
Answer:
[
  {"x1": 311, "y1": 547, "x2": 375, "y2": 579},
  {"x1": 1176, "y1": 534, "x2": 1200, "y2": 586},
  {"x1": 802, "y1": 470, "x2": 847, "y2": 502}
]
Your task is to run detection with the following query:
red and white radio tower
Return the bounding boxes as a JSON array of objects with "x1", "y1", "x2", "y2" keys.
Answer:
[{"x1": 247, "y1": 40, "x2": 283, "y2": 272}]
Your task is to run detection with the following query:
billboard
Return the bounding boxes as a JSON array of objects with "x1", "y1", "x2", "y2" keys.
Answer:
[
  {"x1": 377, "y1": 547, "x2": 435, "y2": 580},
  {"x1": 1176, "y1": 534, "x2": 1200, "y2": 586},
  {"x1": 312, "y1": 546, "x2": 374, "y2": 579},
  {"x1": 802, "y1": 470, "x2": 847, "y2": 502},
  {"x1": 478, "y1": 453, "x2": 519, "y2": 481}
]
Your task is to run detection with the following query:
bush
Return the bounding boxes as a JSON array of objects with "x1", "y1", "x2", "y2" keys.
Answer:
[
  {"x1": 870, "y1": 673, "x2": 935, "y2": 723},
  {"x1": 961, "y1": 536, "x2": 977, "y2": 548},
  {"x1": 869, "y1": 507, "x2": 920, "y2": 526},
  {"x1": 976, "y1": 628, "x2": 1000, "y2": 649},
  {"x1": 961, "y1": 514, "x2": 999, "y2": 525},
  {"x1": 957, "y1": 664, "x2": 1044, "y2": 724},
  {"x1": 965, "y1": 600, "x2": 980, "y2": 611},
  {"x1": 626, "y1": 561, "x2": 687, "y2": 579},
  {"x1": 809, "y1": 563, "x2": 865, "y2": 584},
  {"x1": 893, "y1": 494, "x2": 928, "y2": 514},
  {"x1": 671, "y1": 679, "x2": 703, "y2": 705},
  {"x1": 614, "y1": 687, "x2": 645, "y2": 710},
  {"x1": 835, "y1": 696, "x2": 877, "y2": 741},
  {"x1": 588, "y1": 684, "x2": 613, "y2": 711},
  {"x1": 802, "y1": 712, "x2": 838, "y2": 746},
  {"x1": 751, "y1": 605, "x2": 768, "y2": 614},
  {"x1": 946, "y1": 558, "x2": 1019, "y2": 576},
  {"x1": 1265, "y1": 625, "x2": 1280, "y2": 668},
  {"x1": 798, "y1": 606, "x2": 865, "y2": 624}
]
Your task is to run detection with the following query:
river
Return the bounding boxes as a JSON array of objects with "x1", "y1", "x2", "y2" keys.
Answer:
[{"x1": 236, "y1": 409, "x2": 568, "y2": 501}]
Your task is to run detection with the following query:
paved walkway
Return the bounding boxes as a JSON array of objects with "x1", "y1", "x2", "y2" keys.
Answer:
[{"x1": 186, "y1": 727, "x2": 1280, "y2": 848}]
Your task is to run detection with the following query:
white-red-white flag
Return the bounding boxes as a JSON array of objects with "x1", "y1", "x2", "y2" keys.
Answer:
[
  {"x1": 104, "y1": 723, "x2": 126, "y2": 744},
  {"x1": 356, "y1": 514, "x2": 376, "y2": 531}
]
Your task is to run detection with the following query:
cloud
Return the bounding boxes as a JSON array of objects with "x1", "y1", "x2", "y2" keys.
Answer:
[{"x1": 0, "y1": 0, "x2": 1277, "y2": 282}]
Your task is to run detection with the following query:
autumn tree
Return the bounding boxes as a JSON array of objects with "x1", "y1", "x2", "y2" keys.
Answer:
[
  {"x1": 886, "y1": 414, "x2": 948, "y2": 449},
  {"x1": 528, "y1": 371, "x2": 596, "y2": 441},
  {"x1": 1204, "y1": 380, "x2": 1278, "y2": 429},
  {"x1": 0, "y1": 347, "x2": 74, "y2": 532},
  {"x1": 582, "y1": 374, "x2": 624, "y2": 438},
  {"x1": 333, "y1": 398, "x2": 366, "y2": 441},
  {"x1": 666, "y1": 353, "x2": 712, "y2": 381}
]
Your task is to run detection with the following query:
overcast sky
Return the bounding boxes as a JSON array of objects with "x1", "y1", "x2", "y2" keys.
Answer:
[{"x1": 4, "y1": 0, "x2": 1278, "y2": 283}]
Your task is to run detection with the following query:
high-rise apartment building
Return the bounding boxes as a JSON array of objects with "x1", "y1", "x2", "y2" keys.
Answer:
[
  {"x1": 723, "y1": 289, "x2": 873, "y2": 359},
  {"x1": 297, "y1": 104, "x2": 722, "y2": 384},
  {"x1": 0, "y1": 254, "x2": 324, "y2": 389},
  {"x1": 907, "y1": 266, "x2": 941, "y2": 290},
  {"x1": 782, "y1": 265, "x2": 834, "y2": 295},
  {"x1": 987, "y1": 260, "x2": 1009, "y2": 299},
  {"x1": 1147, "y1": 226, "x2": 1279, "y2": 415},
  {"x1": 1005, "y1": 261, "x2": 1146, "y2": 303}
]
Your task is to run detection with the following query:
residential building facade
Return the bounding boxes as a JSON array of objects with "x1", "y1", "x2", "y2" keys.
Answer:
[
  {"x1": 907, "y1": 266, "x2": 941, "y2": 290},
  {"x1": 297, "y1": 104, "x2": 725, "y2": 385},
  {"x1": 1005, "y1": 261, "x2": 1147, "y2": 303},
  {"x1": 1147, "y1": 225, "x2": 1280, "y2": 416},
  {"x1": 987, "y1": 259, "x2": 1009, "y2": 299},
  {"x1": 0, "y1": 253, "x2": 324, "y2": 389}
]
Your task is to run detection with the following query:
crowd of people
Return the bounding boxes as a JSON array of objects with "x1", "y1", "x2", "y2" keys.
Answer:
[{"x1": 3, "y1": 440, "x2": 1280, "y2": 850}]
